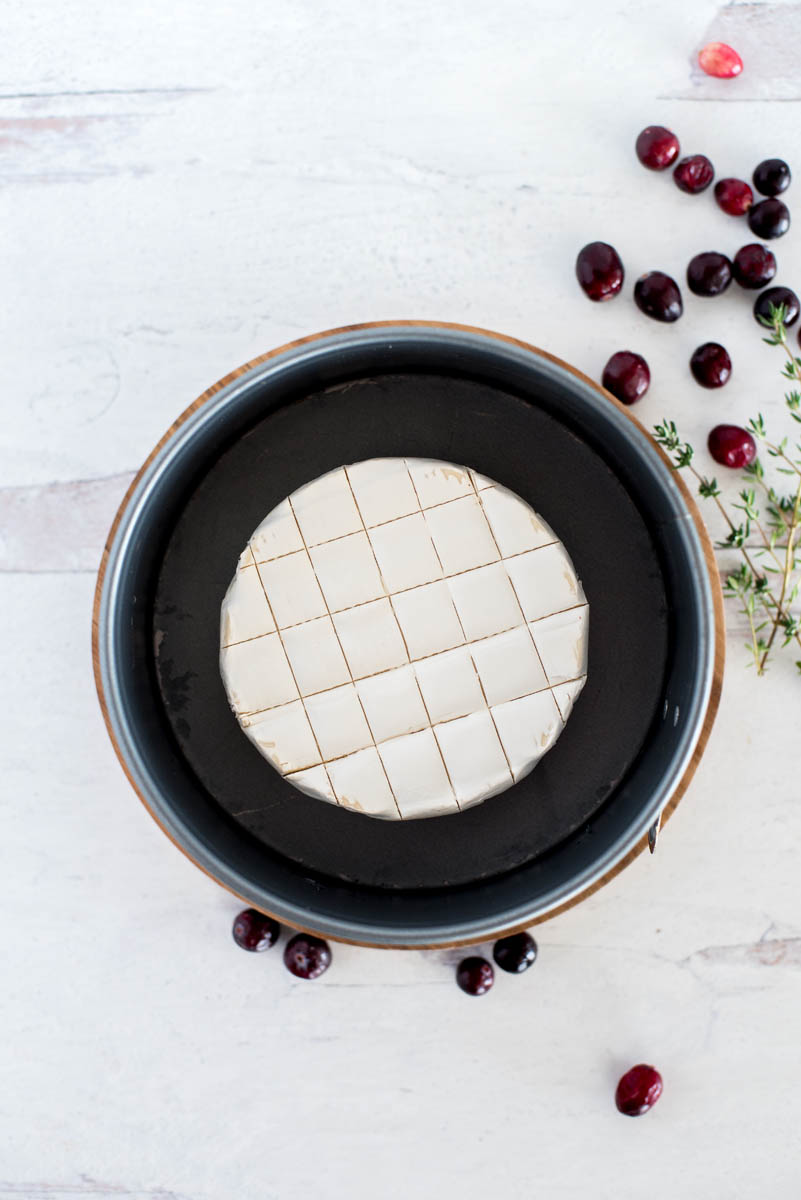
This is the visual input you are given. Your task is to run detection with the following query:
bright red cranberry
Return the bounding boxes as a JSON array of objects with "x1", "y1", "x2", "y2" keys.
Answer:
[
  {"x1": 753, "y1": 158, "x2": 791, "y2": 197},
  {"x1": 690, "y1": 342, "x2": 732, "y2": 388},
  {"x1": 615, "y1": 1064, "x2": 663, "y2": 1116},
  {"x1": 575, "y1": 242, "x2": 624, "y2": 302},
  {"x1": 673, "y1": 155, "x2": 714, "y2": 194},
  {"x1": 714, "y1": 178, "x2": 753, "y2": 216},
  {"x1": 601, "y1": 351, "x2": 650, "y2": 405},
  {"x1": 686, "y1": 251, "x2": 732, "y2": 296},
  {"x1": 698, "y1": 42, "x2": 743, "y2": 78},
  {"x1": 748, "y1": 198, "x2": 790, "y2": 239},
  {"x1": 635, "y1": 126, "x2": 680, "y2": 170},
  {"x1": 283, "y1": 932, "x2": 331, "y2": 979},
  {"x1": 493, "y1": 932, "x2": 538, "y2": 974},
  {"x1": 732, "y1": 243, "x2": 777, "y2": 289},
  {"x1": 634, "y1": 272, "x2": 683, "y2": 322},
  {"x1": 232, "y1": 908, "x2": 280, "y2": 952},
  {"x1": 753, "y1": 286, "x2": 800, "y2": 327},
  {"x1": 456, "y1": 956, "x2": 494, "y2": 996},
  {"x1": 708, "y1": 424, "x2": 757, "y2": 468}
]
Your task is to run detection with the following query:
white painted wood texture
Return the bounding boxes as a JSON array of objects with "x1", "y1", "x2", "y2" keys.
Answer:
[{"x1": 3, "y1": 2, "x2": 801, "y2": 1197}]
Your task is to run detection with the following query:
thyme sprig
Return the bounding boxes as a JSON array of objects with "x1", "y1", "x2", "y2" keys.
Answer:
[{"x1": 653, "y1": 303, "x2": 801, "y2": 676}]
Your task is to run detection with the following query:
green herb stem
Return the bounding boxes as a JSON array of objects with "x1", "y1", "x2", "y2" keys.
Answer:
[
  {"x1": 760, "y1": 469, "x2": 801, "y2": 668},
  {"x1": 654, "y1": 302, "x2": 801, "y2": 676}
]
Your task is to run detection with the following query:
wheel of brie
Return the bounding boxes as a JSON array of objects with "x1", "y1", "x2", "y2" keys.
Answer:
[{"x1": 220, "y1": 458, "x2": 588, "y2": 820}]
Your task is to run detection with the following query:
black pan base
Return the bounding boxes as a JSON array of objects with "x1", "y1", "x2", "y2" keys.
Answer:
[{"x1": 154, "y1": 370, "x2": 668, "y2": 890}]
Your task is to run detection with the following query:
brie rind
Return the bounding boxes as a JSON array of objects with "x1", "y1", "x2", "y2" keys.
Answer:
[{"x1": 220, "y1": 458, "x2": 588, "y2": 820}]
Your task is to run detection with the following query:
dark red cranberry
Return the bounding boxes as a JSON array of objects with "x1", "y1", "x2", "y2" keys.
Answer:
[
  {"x1": 714, "y1": 177, "x2": 753, "y2": 216},
  {"x1": 690, "y1": 342, "x2": 732, "y2": 388},
  {"x1": 686, "y1": 251, "x2": 732, "y2": 296},
  {"x1": 635, "y1": 126, "x2": 680, "y2": 170},
  {"x1": 753, "y1": 158, "x2": 791, "y2": 197},
  {"x1": 732, "y1": 243, "x2": 777, "y2": 289},
  {"x1": 634, "y1": 272, "x2": 683, "y2": 322},
  {"x1": 708, "y1": 424, "x2": 757, "y2": 468},
  {"x1": 456, "y1": 956, "x2": 494, "y2": 996},
  {"x1": 601, "y1": 351, "x2": 650, "y2": 405},
  {"x1": 698, "y1": 42, "x2": 743, "y2": 78},
  {"x1": 493, "y1": 932, "x2": 538, "y2": 974},
  {"x1": 615, "y1": 1064, "x2": 663, "y2": 1116},
  {"x1": 673, "y1": 154, "x2": 714, "y2": 194},
  {"x1": 575, "y1": 242, "x2": 624, "y2": 302},
  {"x1": 748, "y1": 198, "x2": 790, "y2": 239},
  {"x1": 753, "y1": 286, "x2": 800, "y2": 327},
  {"x1": 232, "y1": 908, "x2": 280, "y2": 952},
  {"x1": 283, "y1": 932, "x2": 332, "y2": 979}
]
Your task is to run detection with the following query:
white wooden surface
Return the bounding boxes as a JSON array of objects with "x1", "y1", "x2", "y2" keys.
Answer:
[{"x1": 3, "y1": 2, "x2": 801, "y2": 1197}]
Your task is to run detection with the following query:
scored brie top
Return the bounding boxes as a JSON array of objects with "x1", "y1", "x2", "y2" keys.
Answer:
[{"x1": 220, "y1": 458, "x2": 588, "y2": 820}]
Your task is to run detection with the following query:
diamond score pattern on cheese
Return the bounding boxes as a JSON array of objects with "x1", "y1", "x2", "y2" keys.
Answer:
[{"x1": 219, "y1": 458, "x2": 588, "y2": 820}]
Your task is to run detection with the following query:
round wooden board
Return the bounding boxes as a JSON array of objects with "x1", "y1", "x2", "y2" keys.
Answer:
[{"x1": 92, "y1": 321, "x2": 726, "y2": 949}]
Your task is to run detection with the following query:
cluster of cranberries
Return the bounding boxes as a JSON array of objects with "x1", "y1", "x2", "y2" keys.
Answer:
[
  {"x1": 576, "y1": 126, "x2": 795, "y2": 472},
  {"x1": 456, "y1": 930, "x2": 539, "y2": 995},
  {"x1": 232, "y1": 906, "x2": 543, "y2": 994},
  {"x1": 232, "y1": 909, "x2": 661, "y2": 1116},
  {"x1": 231, "y1": 914, "x2": 662, "y2": 1115},
  {"x1": 457, "y1": 935, "x2": 664, "y2": 1117},
  {"x1": 633, "y1": 124, "x2": 791, "y2": 237},
  {"x1": 233, "y1": 908, "x2": 332, "y2": 978}
]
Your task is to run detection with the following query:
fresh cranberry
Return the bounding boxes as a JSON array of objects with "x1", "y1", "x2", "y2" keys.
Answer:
[
  {"x1": 232, "y1": 908, "x2": 280, "y2": 952},
  {"x1": 575, "y1": 242, "x2": 624, "y2": 301},
  {"x1": 753, "y1": 286, "x2": 800, "y2": 328},
  {"x1": 673, "y1": 155, "x2": 714, "y2": 194},
  {"x1": 456, "y1": 956, "x2": 494, "y2": 996},
  {"x1": 493, "y1": 932, "x2": 538, "y2": 974},
  {"x1": 601, "y1": 351, "x2": 650, "y2": 405},
  {"x1": 748, "y1": 198, "x2": 790, "y2": 239},
  {"x1": 753, "y1": 158, "x2": 791, "y2": 197},
  {"x1": 732, "y1": 243, "x2": 777, "y2": 289},
  {"x1": 635, "y1": 126, "x2": 680, "y2": 170},
  {"x1": 634, "y1": 272, "x2": 683, "y2": 322},
  {"x1": 686, "y1": 251, "x2": 732, "y2": 296},
  {"x1": 283, "y1": 932, "x2": 332, "y2": 979},
  {"x1": 615, "y1": 1064, "x2": 663, "y2": 1116},
  {"x1": 690, "y1": 342, "x2": 732, "y2": 388},
  {"x1": 708, "y1": 425, "x2": 757, "y2": 468},
  {"x1": 698, "y1": 42, "x2": 743, "y2": 78},
  {"x1": 714, "y1": 178, "x2": 753, "y2": 216}
]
